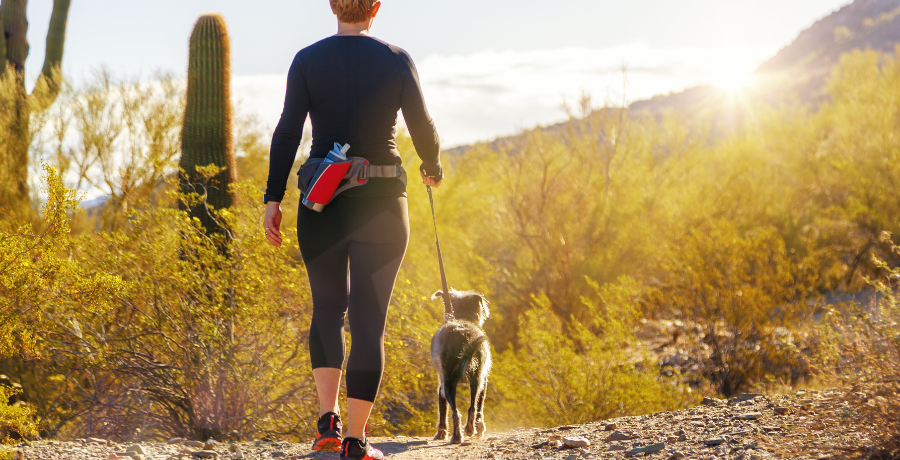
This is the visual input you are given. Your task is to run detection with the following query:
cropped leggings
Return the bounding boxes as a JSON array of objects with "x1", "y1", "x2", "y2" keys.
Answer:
[{"x1": 297, "y1": 195, "x2": 409, "y2": 402}]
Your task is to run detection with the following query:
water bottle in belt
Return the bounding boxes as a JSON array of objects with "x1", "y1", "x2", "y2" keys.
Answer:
[{"x1": 302, "y1": 143, "x2": 352, "y2": 212}]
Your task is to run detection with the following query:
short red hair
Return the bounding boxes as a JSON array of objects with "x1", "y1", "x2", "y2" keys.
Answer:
[{"x1": 330, "y1": 0, "x2": 378, "y2": 23}]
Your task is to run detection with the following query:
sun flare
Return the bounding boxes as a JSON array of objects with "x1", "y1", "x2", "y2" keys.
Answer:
[{"x1": 712, "y1": 69, "x2": 754, "y2": 92}]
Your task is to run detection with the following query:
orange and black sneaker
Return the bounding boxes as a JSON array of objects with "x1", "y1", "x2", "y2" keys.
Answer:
[
  {"x1": 312, "y1": 411, "x2": 343, "y2": 452},
  {"x1": 340, "y1": 437, "x2": 384, "y2": 460}
]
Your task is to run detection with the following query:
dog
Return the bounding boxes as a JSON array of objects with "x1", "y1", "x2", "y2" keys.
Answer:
[{"x1": 430, "y1": 289, "x2": 492, "y2": 444}]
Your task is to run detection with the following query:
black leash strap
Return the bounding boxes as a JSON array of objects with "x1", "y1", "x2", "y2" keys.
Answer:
[{"x1": 427, "y1": 185, "x2": 454, "y2": 320}]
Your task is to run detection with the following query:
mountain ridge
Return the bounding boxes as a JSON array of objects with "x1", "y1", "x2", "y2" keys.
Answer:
[{"x1": 444, "y1": 0, "x2": 900, "y2": 156}]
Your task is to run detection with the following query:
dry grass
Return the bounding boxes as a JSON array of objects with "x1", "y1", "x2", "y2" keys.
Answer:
[{"x1": 826, "y1": 234, "x2": 900, "y2": 459}]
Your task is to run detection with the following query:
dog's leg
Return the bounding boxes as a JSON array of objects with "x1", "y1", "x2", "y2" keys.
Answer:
[
  {"x1": 464, "y1": 373, "x2": 479, "y2": 437},
  {"x1": 475, "y1": 378, "x2": 487, "y2": 437},
  {"x1": 445, "y1": 383, "x2": 463, "y2": 444},
  {"x1": 434, "y1": 384, "x2": 448, "y2": 440}
]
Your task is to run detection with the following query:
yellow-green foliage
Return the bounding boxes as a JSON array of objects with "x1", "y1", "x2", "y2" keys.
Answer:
[
  {"x1": 491, "y1": 277, "x2": 698, "y2": 428},
  {"x1": 40, "y1": 178, "x2": 317, "y2": 440},
  {"x1": 0, "y1": 387, "x2": 36, "y2": 442},
  {"x1": 0, "y1": 165, "x2": 122, "y2": 438},
  {"x1": 660, "y1": 223, "x2": 808, "y2": 395},
  {"x1": 0, "y1": 165, "x2": 122, "y2": 360},
  {"x1": 33, "y1": 70, "x2": 185, "y2": 232}
]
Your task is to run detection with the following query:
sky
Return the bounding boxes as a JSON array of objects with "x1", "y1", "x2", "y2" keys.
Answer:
[{"x1": 23, "y1": 0, "x2": 851, "y2": 147}]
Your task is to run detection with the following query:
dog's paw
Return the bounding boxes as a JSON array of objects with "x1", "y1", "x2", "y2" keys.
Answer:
[
  {"x1": 434, "y1": 429, "x2": 448, "y2": 441},
  {"x1": 450, "y1": 433, "x2": 464, "y2": 444}
]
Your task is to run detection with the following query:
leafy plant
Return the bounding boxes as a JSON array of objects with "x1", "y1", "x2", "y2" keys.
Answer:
[{"x1": 490, "y1": 277, "x2": 698, "y2": 428}]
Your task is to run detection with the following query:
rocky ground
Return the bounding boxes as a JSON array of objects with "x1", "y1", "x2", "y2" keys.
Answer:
[{"x1": 9, "y1": 389, "x2": 870, "y2": 460}]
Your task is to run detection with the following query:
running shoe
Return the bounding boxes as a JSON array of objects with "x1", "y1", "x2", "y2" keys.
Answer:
[
  {"x1": 312, "y1": 411, "x2": 343, "y2": 452},
  {"x1": 340, "y1": 437, "x2": 384, "y2": 460}
]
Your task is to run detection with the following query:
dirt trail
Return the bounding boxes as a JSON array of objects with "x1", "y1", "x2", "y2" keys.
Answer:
[
  {"x1": 304, "y1": 436, "x2": 491, "y2": 460},
  {"x1": 13, "y1": 389, "x2": 869, "y2": 460}
]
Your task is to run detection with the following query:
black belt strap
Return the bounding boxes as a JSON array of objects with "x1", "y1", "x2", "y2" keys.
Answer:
[{"x1": 427, "y1": 185, "x2": 454, "y2": 320}]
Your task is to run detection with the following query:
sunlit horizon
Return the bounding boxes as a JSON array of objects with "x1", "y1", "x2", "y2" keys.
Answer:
[
  {"x1": 227, "y1": 43, "x2": 776, "y2": 149},
  {"x1": 18, "y1": 0, "x2": 851, "y2": 148}
]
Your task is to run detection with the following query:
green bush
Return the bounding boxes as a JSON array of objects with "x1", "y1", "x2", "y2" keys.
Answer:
[
  {"x1": 36, "y1": 177, "x2": 317, "y2": 441},
  {"x1": 658, "y1": 222, "x2": 812, "y2": 396},
  {"x1": 490, "y1": 277, "x2": 698, "y2": 428},
  {"x1": 0, "y1": 165, "x2": 122, "y2": 437},
  {"x1": 0, "y1": 386, "x2": 36, "y2": 443}
]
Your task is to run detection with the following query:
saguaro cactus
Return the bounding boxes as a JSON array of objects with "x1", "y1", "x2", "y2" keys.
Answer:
[
  {"x1": 179, "y1": 13, "x2": 236, "y2": 236},
  {"x1": 0, "y1": 0, "x2": 71, "y2": 215}
]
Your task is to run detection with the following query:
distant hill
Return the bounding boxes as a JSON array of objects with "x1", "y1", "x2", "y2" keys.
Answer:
[
  {"x1": 446, "y1": 0, "x2": 900, "y2": 156},
  {"x1": 632, "y1": 0, "x2": 900, "y2": 121},
  {"x1": 757, "y1": 0, "x2": 900, "y2": 75}
]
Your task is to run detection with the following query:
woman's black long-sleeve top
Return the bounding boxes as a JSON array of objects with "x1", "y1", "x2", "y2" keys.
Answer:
[{"x1": 265, "y1": 35, "x2": 441, "y2": 202}]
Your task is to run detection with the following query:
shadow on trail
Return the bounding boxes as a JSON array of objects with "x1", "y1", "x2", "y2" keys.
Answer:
[{"x1": 298, "y1": 436, "x2": 489, "y2": 459}]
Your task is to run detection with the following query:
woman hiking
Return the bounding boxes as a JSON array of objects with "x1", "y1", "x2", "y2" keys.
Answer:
[{"x1": 262, "y1": 1, "x2": 443, "y2": 459}]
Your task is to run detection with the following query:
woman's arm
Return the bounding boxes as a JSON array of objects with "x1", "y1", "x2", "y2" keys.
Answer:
[
  {"x1": 398, "y1": 50, "x2": 442, "y2": 181},
  {"x1": 264, "y1": 54, "x2": 309, "y2": 247},
  {"x1": 265, "y1": 53, "x2": 311, "y2": 203}
]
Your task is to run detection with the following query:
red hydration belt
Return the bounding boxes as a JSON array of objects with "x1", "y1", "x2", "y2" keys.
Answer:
[{"x1": 300, "y1": 156, "x2": 407, "y2": 212}]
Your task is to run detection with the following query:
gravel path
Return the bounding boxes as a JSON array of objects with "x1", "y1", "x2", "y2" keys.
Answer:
[{"x1": 11, "y1": 389, "x2": 867, "y2": 460}]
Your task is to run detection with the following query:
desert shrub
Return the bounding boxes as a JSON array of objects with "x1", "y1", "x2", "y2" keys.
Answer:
[
  {"x1": 31, "y1": 70, "x2": 185, "y2": 233},
  {"x1": 658, "y1": 222, "x2": 814, "y2": 396},
  {"x1": 30, "y1": 178, "x2": 319, "y2": 441},
  {"x1": 829, "y1": 232, "x2": 900, "y2": 459},
  {"x1": 0, "y1": 165, "x2": 123, "y2": 437},
  {"x1": 490, "y1": 277, "x2": 698, "y2": 428},
  {"x1": 0, "y1": 165, "x2": 122, "y2": 359},
  {"x1": 0, "y1": 386, "x2": 37, "y2": 443},
  {"x1": 425, "y1": 106, "x2": 706, "y2": 349},
  {"x1": 806, "y1": 50, "x2": 900, "y2": 290}
]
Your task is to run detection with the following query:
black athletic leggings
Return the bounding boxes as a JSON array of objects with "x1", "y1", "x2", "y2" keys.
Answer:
[{"x1": 298, "y1": 193, "x2": 409, "y2": 402}]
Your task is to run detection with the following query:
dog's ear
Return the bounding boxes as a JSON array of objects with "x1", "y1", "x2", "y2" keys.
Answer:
[
  {"x1": 479, "y1": 294, "x2": 490, "y2": 320},
  {"x1": 431, "y1": 290, "x2": 444, "y2": 301}
]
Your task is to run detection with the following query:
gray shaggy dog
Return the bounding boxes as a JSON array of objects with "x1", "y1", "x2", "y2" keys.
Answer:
[{"x1": 430, "y1": 289, "x2": 492, "y2": 444}]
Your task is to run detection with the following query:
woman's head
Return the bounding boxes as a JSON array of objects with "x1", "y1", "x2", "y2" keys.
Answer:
[{"x1": 330, "y1": 0, "x2": 381, "y2": 24}]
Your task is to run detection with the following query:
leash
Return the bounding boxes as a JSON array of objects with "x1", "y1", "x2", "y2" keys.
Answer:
[{"x1": 427, "y1": 185, "x2": 454, "y2": 320}]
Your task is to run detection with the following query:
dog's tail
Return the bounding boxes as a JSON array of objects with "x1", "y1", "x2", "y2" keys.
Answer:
[{"x1": 450, "y1": 334, "x2": 488, "y2": 383}]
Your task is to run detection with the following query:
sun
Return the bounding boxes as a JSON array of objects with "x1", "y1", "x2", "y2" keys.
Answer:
[{"x1": 712, "y1": 69, "x2": 754, "y2": 92}]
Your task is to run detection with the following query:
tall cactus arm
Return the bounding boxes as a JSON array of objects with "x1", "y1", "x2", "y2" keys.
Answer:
[
  {"x1": 31, "y1": 0, "x2": 70, "y2": 110},
  {"x1": 0, "y1": 2, "x2": 7, "y2": 74},
  {"x1": 2, "y1": 0, "x2": 29, "y2": 74}
]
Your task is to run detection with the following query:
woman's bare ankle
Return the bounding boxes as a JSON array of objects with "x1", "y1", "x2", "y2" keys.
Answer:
[{"x1": 319, "y1": 408, "x2": 341, "y2": 417}]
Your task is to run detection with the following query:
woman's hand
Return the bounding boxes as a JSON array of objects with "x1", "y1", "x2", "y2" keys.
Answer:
[
  {"x1": 421, "y1": 170, "x2": 443, "y2": 188},
  {"x1": 263, "y1": 202, "x2": 283, "y2": 247}
]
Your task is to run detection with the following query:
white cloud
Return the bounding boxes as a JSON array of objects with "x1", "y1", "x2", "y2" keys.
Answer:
[{"x1": 231, "y1": 43, "x2": 775, "y2": 148}]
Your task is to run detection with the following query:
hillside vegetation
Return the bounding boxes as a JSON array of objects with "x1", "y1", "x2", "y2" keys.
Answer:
[{"x1": 1, "y1": 46, "x2": 900, "y2": 459}]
